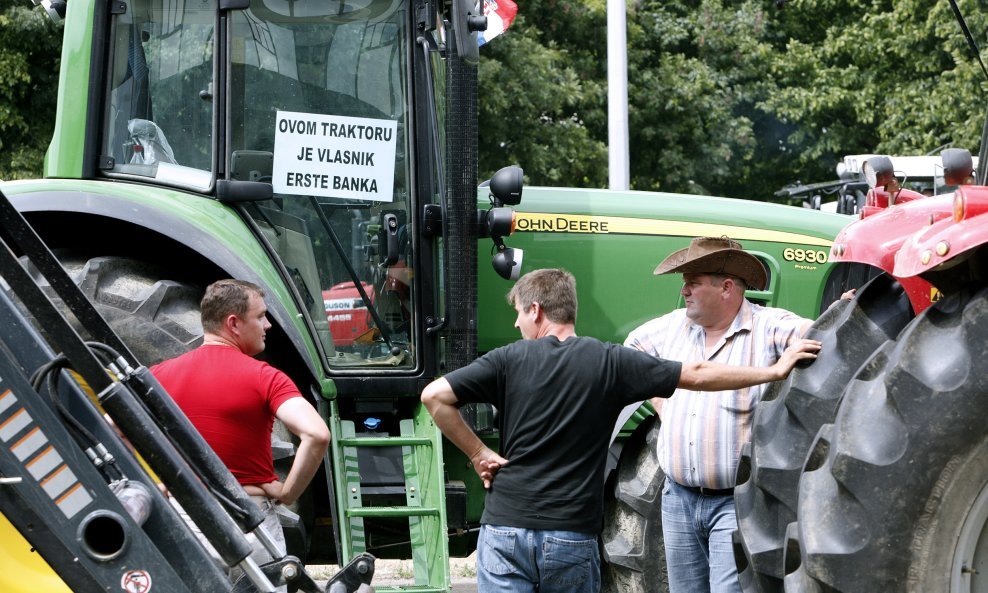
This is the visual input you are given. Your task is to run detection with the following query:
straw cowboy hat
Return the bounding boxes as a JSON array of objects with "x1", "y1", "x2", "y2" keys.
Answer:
[{"x1": 654, "y1": 236, "x2": 768, "y2": 291}]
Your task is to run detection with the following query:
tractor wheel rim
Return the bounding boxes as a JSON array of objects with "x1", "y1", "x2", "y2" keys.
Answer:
[{"x1": 952, "y1": 474, "x2": 988, "y2": 593}]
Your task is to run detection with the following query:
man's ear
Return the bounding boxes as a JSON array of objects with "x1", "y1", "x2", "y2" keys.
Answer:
[
  {"x1": 224, "y1": 313, "x2": 241, "y2": 334},
  {"x1": 720, "y1": 277, "x2": 736, "y2": 297},
  {"x1": 530, "y1": 302, "x2": 543, "y2": 321}
]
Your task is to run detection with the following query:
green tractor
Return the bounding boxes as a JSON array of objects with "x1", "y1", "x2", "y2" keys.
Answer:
[{"x1": 0, "y1": 0, "x2": 853, "y2": 591}]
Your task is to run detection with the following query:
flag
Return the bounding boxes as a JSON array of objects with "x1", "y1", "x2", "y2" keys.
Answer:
[{"x1": 478, "y1": 0, "x2": 518, "y2": 46}]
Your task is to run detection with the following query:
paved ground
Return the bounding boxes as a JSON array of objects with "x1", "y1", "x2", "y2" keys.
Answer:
[{"x1": 311, "y1": 555, "x2": 477, "y2": 592}]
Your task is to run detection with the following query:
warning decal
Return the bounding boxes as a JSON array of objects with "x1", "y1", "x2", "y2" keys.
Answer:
[{"x1": 120, "y1": 569, "x2": 152, "y2": 592}]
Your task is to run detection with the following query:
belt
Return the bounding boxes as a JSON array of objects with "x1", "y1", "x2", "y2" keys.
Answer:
[
  {"x1": 680, "y1": 484, "x2": 734, "y2": 496},
  {"x1": 248, "y1": 494, "x2": 281, "y2": 509}
]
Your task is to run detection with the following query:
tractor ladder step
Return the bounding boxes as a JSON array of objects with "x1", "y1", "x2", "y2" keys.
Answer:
[{"x1": 328, "y1": 402, "x2": 451, "y2": 592}]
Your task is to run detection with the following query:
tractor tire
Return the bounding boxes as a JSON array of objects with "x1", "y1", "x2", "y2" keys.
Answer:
[
  {"x1": 601, "y1": 415, "x2": 668, "y2": 593},
  {"x1": 784, "y1": 288, "x2": 988, "y2": 592},
  {"x1": 19, "y1": 255, "x2": 204, "y2": 365},
  {"x1": 733, "y1": 273, "x2": 912, "y2": 593}
]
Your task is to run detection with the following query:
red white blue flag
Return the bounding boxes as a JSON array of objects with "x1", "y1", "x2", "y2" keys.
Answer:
[{"x1": 479, "y1": 0, "x2": 518, "y2": 46}]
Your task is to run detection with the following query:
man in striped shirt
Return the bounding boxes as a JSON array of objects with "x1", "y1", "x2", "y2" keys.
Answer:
[{"x1": 625, "y1": 237, "x2": 812, "y2": 593}]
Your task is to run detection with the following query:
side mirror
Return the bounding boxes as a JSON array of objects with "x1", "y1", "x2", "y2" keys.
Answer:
[
  {"x1": 33, "y1": 0, "x2": 66, "y2": 22},
  {"x1": 942, "y1": 148, "x2": 974, "y2": 186},
  {"x1": 231, "y1": 150, "x2": 274, "y2": 182},
  {"x1": 451, "y1": 0, "x2": 486, "y2": 65}
]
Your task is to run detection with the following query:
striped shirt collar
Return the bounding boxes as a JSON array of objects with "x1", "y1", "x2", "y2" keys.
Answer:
[{"x1": 687, "y1": 299, "x2": 753, "y2": 359}]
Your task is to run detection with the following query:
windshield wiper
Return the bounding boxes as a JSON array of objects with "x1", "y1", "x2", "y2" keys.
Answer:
[{"x1": 307, "y1": 196, "x2": 403, "y2": 357}]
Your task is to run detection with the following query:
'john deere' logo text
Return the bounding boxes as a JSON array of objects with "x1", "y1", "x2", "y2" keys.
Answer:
[{"x1": 515, "y1": 214, "x2": 610, "y2": 233}]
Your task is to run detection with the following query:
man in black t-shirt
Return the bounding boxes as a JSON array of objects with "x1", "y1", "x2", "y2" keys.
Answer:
[{"x1": 421, "y1": 268, "x2": 820, "y2": 593}]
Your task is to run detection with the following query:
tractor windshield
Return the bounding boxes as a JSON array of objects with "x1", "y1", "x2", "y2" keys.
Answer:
[{"x1": 100, "y1": 0, "x2": 418, "y2": 370}]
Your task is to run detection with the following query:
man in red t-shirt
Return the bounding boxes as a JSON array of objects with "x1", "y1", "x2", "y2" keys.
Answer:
[{"x1": 152, "y1": 279, "x2": 329, "y2": 587}]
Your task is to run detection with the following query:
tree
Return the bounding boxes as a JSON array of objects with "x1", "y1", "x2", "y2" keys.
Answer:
[
  {"x1": 479, "y1": 0, "x2": 988, "y2": 203},
  {"x1": 0, "y1": 1, "x2": 61, "y2": 181},
  {"x1": 757, "y1": 0, "x2": 987, "y2": 192},
  {"x1": 478, "y1": 1, "x2": 609, "y2": 186},
  {"x1": 626, "y1": 0, "x2": 771, "y2": 197},
  {"x1": 479, "y1": 0, "x2": 792, "y2": 199}
]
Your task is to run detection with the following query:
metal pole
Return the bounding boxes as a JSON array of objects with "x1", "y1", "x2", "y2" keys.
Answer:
[{"x1": 607, "y1": 0, "x2": 630, "y2": 190}]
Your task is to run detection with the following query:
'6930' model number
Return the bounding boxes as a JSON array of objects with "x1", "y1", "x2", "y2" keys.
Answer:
[{"x1": 783, "y1": 248, "x2": 828, "y2": 264}]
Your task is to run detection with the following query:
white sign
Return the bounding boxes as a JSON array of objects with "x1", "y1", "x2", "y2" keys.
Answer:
[{"x1": 272, "y1": 110, "x2": 398, "y2": 202}]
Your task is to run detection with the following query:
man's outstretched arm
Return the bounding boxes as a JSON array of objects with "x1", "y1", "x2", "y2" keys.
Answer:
[
  {"x1": 678, "y1": 338, "x2": 822, "y2": 391},
  {"x1": 421, "y1": 378, "x2": 507, "y2": 488}
]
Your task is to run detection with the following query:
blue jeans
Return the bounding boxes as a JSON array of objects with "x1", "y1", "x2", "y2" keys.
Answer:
[
  {"x1": 476, "y1": 524, "x2": 600, "y2": 593},
  {"x1": 661, "y1": 479, "x2": 741, "y2": 593}
]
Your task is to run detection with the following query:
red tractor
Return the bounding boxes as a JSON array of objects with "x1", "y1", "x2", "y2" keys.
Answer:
[
  {"x1": 734, "y1": 145, "x2": 988, "y2": 592},
  {"x1": 323, "y1": 283, "x2": 374, "y2": 347}
]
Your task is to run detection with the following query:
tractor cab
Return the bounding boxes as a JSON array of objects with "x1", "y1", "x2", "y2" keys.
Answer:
[{"x1": 92, "y1": 0, "x2": 452, "y2": 371}]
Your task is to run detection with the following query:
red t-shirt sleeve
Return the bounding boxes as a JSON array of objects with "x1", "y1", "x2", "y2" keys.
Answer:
[{"x1": 259, "y1": 362, "x2": 302, "y2": 415}]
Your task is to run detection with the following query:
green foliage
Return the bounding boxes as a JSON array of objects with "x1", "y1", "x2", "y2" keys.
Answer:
[
  {"x1": 0, "y1": 1, "x2": 61, "y2": 181},
  {"x1": 760, "y1": 0, "x2": 984, "y2": 174},
  {"x1": 478, "y1": 0, "x2": 988, "y2": 203},
  {"x1": 479, "y1": 0, "x2": 785, "y2": 196},
  {"x1": 626, "y1": 0, "x2": 770, "y2": 196},
  {"x1": 478, "y1": 3, "x2": 609, "y2": 186}
]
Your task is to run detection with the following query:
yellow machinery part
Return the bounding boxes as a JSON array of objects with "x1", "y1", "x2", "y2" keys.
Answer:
[
  {"x1": 0, "y1": 374, "x2": 164, "y2": 592},
  {"x1": 0, "y1": 512, "x2": 71, "y2": 592}
]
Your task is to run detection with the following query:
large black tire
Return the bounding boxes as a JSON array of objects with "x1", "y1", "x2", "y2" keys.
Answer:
[
  {"x1": 733, "y1": 274, "x2": 913, "y2": 593},
  {"x1": 20, "y1": 255, "x2": 204, "y2": 365},
  {"x1": 602, "y1": 415, "x2": 668, "y2": 593},
  {"x1": 784, "y1": 288, "x2": 988, "y2": 592}
]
